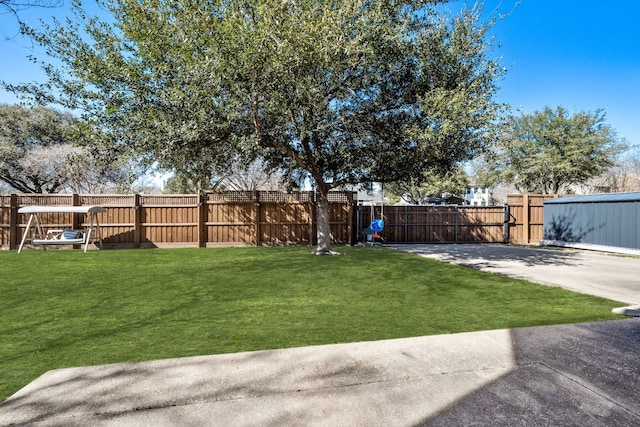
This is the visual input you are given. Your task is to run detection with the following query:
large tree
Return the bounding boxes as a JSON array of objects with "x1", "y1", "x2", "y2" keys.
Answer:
[
  {"x1": 7, "y1": 0, "x2": 505, "y2": 253},
  {"x1": 0, "y1": 104, "x2": 76, "y2": 192},
  {"x1": 0, "y1": 104, "x2": 135, "y2": 193},
  {"x1": 477, "y1": 106, "x2": 626, "y2": 194}
]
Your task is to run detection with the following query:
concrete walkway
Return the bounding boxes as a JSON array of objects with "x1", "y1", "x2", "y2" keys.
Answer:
[
  {"x1": 2, "y1": 244, "x2": 639, "y2": 426},
  {"x1": 387, "y1": 243, "x2": 640, "y2": 305}
]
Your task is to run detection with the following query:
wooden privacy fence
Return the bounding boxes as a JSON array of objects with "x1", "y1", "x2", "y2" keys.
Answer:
[
  {"x1": 0, "y1": 192, "x2": 557, "y2": 249},
  {"x1": 0, "y1": 191, "x2": 356, "y2": 250},
  {"x1": 358, "y1": 205, "x2": 508, "y2": 243}
]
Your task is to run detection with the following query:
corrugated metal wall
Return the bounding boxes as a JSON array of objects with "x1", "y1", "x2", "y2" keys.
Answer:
[{"x1": 543, "y1": 193, "x2": 640, "y2": 251}]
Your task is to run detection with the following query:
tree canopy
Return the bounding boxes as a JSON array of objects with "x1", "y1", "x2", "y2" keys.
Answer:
[
  {"x1": 0, "y1": 104, "x2": 77, "y2": 193},
  {"x1": 385, "y1": 166, "x2": 469, "y2": 204},
  {"x1": 476, "y1": 106, "x2": 625, "y2": 194},
  {"x1": 0, "y1": 104, "x2": 136, "y2": 193},
  {"x1": 6, "y1": 0, "x2": 506, "y2": 253}
]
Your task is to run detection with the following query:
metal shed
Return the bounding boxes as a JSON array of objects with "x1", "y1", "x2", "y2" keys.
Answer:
[{"x1": 542, "y1": 192, "x2": 640, "y2": 254}]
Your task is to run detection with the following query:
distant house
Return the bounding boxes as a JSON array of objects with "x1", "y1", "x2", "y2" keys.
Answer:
[
  {"x1": 465, "y1": 186, "x2": 491, "y2": 206},
  {"x1": 337, "y1": 182, "x2": 386, "y2": 206}
]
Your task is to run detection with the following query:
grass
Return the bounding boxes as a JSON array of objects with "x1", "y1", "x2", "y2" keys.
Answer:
[{"x1": 0, "y1": 245, "x2": 622, "y2": 401}]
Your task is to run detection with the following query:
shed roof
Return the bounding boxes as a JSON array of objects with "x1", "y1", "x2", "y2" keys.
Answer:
[{"x1": 544, "y1": 192, "x2": 640, "y2": 205}]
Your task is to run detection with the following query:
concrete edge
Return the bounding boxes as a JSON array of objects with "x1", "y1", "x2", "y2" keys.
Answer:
[
  {"x1": 612, "y1": 305, "x2": 640, "y2": 317},
  {"x1": 540, "y1": 239, "x2": 640, "y2": 256}
]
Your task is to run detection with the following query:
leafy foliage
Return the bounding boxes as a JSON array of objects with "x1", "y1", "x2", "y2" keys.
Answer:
[
  {"x1": 476, "y1": 106, "x2": 626, "y2": 194},
  {"x1": 385, "y1": 165, "x2": 469, "y2": 204}
]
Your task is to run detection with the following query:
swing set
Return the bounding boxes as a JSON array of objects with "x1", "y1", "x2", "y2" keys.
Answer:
[
  {"x1": 17, "y1": 205, "x2": 106, "y2": 253},
  {"x1": 360, "y1": 193, "x2": 385, "y2": 245}
]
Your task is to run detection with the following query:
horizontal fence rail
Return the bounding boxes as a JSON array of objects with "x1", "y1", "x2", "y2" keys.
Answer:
[{"x1": 1, "y1": 192, "x2": 556, "y2": 250}]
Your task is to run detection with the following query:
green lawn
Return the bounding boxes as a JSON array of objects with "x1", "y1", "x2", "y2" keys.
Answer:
[{"x1": 0, "y1": 246, "x2": 621, "y2": 401}]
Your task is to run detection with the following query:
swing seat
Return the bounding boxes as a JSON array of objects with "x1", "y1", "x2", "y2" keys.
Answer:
[
  {"x1": 370, "y1": 218, "x2": 385, "y2": 232},
  {"x1": 32, "y1": 229, "x2": 86, "y2": 245}
]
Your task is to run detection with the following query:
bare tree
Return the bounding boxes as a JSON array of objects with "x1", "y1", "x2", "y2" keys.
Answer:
[
  {"x1": 1, "y1": 0, "x2": 62, "y2": 15},
  {"x1": 1, "y1": 0, "x2": 62, "y2": 29},
  {"x1": 220, "y1": 158, "x2": 287, "y2": 192},
  {"x1": 0, "y1": 104, "x2": 136, "y2": 193},
  {"x1": 579, "y1": 147, "x2": 640, "y2": 193}
]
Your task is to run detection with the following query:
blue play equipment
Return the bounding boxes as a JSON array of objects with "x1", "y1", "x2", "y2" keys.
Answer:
[
  {"x1": 369, "y1": 218, "x2": 384, "y2": 233},
  {"x1": 363, "y1": 217, "x2": 385, "y2": 243}
]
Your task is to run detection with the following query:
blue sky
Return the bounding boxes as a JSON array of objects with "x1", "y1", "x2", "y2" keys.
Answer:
[
  {"x1": 484, "y1": 0, "x2": 640, "y2": 148},
  {"x1": 1, "y1": 0, "x2": 639, "y2": 149}
]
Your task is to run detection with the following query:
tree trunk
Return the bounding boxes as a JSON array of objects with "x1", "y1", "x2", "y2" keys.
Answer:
[{"x1": 313, "y1": 188, "x2": 336, "y2": 255}]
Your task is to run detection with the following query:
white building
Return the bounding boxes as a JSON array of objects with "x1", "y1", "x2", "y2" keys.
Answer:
[{"x1": 465, "y1": 186, "x2": 491, "y2": 206}]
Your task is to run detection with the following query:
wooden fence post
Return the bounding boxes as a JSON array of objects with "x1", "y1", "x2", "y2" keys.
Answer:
[
  {"x1": 133, "y1": 194, "x2": 141, "y2": 248},
  {"x1": 347, "y1": 192, "x2": 355, "y2": 246},
  {"x1": 522, "y1": 193, "x2": 530, "y2": 244},
  {"x1": 254, "y1": 191, "x2": 261, "y2": 246},
  {"x1": 71, "y1": 194, "x2": 81, "y2": 229},
  {"x1": 197, "y1": 192, "x2": 206, "y2": 248},
  {"x1": 308, "y1": 192, "x2": 315, "y2": 245},
  {"x1": 9, "y1": 194, "x2": 18, "y2": 250},
  {"x1": 71, "y1": 194, "x2": 81, "y2": 250},
  {"x1": 503, "y1": 203, "x2": 510, "y2": 243}
]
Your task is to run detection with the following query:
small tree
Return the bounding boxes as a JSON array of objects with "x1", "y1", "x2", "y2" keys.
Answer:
[
  {"x1": 478, "y1": 106, "x2": 626, "y2": 194},
  {"x1": 7, "y1": 0, "x2": 505, "y2": 253}
]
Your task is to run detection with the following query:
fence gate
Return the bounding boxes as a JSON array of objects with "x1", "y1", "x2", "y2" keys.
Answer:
[{"x1": 358, "y1": 205, "x2": 508, "y2": 244}]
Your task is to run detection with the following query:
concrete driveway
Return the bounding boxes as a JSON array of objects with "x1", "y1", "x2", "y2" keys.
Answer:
[{"x1": 386, "y1": 243, "x2": 640, "y2": 306}]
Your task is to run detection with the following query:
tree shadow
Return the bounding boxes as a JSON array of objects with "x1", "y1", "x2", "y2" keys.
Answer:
[
  {"x1": 386, "y1": 243, "x2": 582, "y2": 268},
  {"x1": 417, "y1": 319, "x2": 640, "y2": 426},
  {"x1": 3, "y1": 320, "x2": 639, "y2": 425},
  {"x1": 543, "y1": 209, "x2": 600, "y2": 243}
]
